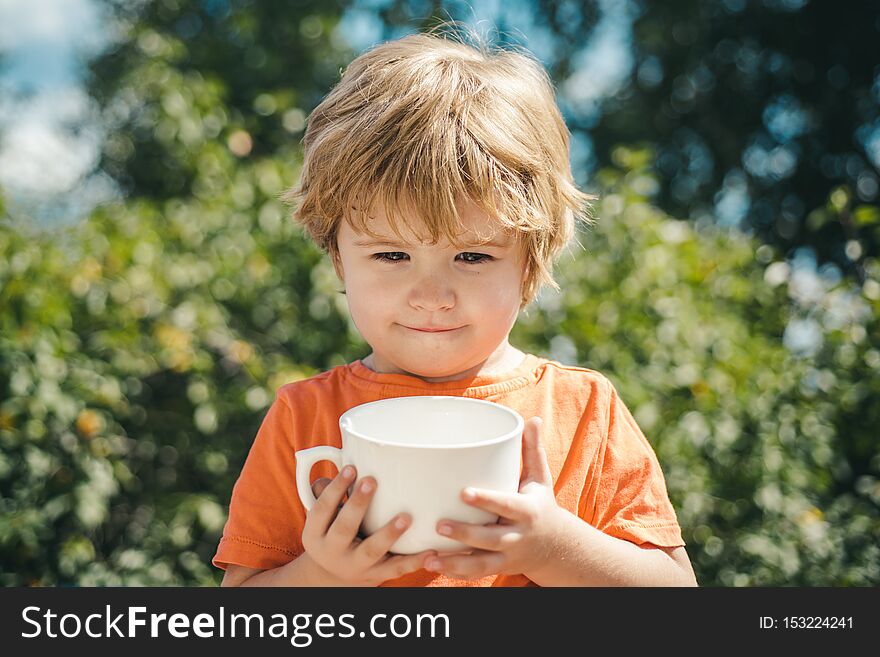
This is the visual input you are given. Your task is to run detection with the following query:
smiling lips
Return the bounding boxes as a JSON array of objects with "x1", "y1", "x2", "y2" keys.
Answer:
[{"x1": 405, "y1": 325, "x2": 463, "y2": 333}]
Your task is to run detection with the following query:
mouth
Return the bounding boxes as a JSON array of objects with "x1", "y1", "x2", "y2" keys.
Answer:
[{"x1": 403, "y1": 325, "x2": 464, "y2": 333}]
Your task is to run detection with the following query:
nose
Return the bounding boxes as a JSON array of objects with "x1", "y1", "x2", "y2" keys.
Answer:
[{"x1": 408, "y1": 271, "x2": 456, "y2": 311}]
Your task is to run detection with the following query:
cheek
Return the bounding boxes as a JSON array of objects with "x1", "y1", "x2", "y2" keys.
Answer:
[
  {"x1": 477, "y1": 268, "x2": 525, "y2": 307},
  {"x1": 345, "y1": 276, "x2": 393, "y2": 320}
]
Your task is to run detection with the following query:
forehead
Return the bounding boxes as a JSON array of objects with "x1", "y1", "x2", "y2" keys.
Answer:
[{"x1": 342, "y1": 196, "x2": 513, "y2": 246}]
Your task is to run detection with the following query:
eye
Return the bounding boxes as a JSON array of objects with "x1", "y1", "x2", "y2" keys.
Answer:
[
  {"x1": 371, "y1": 252, "x2": 408, "y2": 262},
  {"x1": 456, "y1": 252, "x2": 493, "y2": 264},
  {"x1": 370, "y1": 252, "x2": 494, "y2": 265}
]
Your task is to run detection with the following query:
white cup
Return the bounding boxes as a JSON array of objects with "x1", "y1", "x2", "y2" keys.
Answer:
[{"x1": 295, "y1": 396, "x2": 524, "y2": 554}]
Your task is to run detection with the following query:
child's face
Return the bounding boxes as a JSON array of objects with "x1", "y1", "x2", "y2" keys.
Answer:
[{"x1": 335, "y1": 198, "x2": 526, "y2": 381}]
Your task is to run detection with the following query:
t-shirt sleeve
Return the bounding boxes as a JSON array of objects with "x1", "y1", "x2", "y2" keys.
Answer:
[
  {"x1": 591, "y1": 381, "x2": 684, "y2": 548},
  {"x1": 212, "y1": 394, "x2": 306, "y2": 571}
]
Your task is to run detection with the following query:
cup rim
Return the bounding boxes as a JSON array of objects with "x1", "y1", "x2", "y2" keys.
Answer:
[{"x1": 338, "y1": 395, "x2": 524, "y2": 449}]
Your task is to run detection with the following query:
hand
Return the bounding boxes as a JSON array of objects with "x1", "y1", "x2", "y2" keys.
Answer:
[
  {"x1": 424, "y1": 417, "x2": 569, "y2": 581},
  {"x1": 301, "y1": 465, "x2": 437, "y2": 586}
]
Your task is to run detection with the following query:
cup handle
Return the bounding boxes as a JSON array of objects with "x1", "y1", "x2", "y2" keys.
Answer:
[{"x1": 295, "y1": 446, "x2": 344, "y2": 511}]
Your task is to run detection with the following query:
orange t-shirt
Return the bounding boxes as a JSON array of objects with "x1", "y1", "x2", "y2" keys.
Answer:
[{"x1": 212, "y1": 353, "x2": 684, "y2": 586}]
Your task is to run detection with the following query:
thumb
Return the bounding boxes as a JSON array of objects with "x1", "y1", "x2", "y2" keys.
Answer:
[{"x1": 520, "y1": 417, "x2": 552, "y2": 487}]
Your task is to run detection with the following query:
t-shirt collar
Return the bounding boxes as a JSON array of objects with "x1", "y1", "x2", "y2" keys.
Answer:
[{"x1": 344, "y1": 352, "x2": 542, "y2": 395}]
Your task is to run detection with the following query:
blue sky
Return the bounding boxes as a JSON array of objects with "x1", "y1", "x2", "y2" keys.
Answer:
[
  {"x1": 0, "y1": 0, "x2": 115, "y2": 220},
  {"x1": 0, "y1": 0, "x2": 107, "y2": 91}
]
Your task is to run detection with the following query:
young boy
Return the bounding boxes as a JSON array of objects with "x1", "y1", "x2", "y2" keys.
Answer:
[{"x1": 213, "y1": 30, "x2": 697, "y2": 587}]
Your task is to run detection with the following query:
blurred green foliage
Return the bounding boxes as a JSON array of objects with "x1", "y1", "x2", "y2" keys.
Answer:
[
  {"x1": 90, "y1": 0, "x2": 350, "y2": 201},
  {"x1": 1, "y1": 1, "x2": 878, "y2": 586}
]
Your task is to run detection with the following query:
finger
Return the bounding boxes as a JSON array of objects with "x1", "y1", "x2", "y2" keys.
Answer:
[
  {"x1": 311, "y1": 477, "x2": 334, "y2": 500},
  {"x1": 520, "y1": 417, "x2": 552, "y2": 486},
  {"x1": 308, "y1": 465, "x2": 357, "y2": 534},
  {"x1": 373, "y1": 550, "x2": 439, "y2": 582},
  {"x1": 325, "y1": 476, "x2": 377, "y2": 551},
  {"x1": 425, "y1": 550, "x2": 506, "y2": 580},
  {"x1": 354, "y1": 512, "x2": 414, "y2": 566},
  {"x1": 436, "y1": 520, "x2": 522, "y2": 552},
  {"x1": 460, "y1": 487, "x2": 527, "y2": 522}
]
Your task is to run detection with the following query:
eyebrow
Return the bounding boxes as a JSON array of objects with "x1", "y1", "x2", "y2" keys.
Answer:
[{"x1": 353, "y1": 238, "x2": 511, "y2": 248}]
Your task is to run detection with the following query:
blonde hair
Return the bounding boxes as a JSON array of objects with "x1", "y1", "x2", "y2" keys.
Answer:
[{"x1": 284, "y1": 26, "x2": 594, "y2": 310}]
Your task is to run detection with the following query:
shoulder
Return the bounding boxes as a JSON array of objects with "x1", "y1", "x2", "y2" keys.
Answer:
[
  {"x1": 533, "y1": 357, "x2": 616, "y2": 398},
  {"x1": 273, "y1": 363, "x2": 351, "y2": 410}
]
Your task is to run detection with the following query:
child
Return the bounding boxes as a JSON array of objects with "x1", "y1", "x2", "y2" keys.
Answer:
[{"x1": 213, "y1": 29, "x2": 697, "y2": 587}]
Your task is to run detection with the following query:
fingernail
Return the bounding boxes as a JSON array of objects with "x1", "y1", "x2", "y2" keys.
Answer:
[
  {"x1": 395, "y1": 516, "x2": 408, "y2": 530},
  {"x1": 462, "y1": 488, "x2": 475, "y2": 501},
  {"x1": 437, "y1": 523, "x2": 452, "y2": 536},
  {"x1": 426, "y1": 558, "x2": 440, "y2": 571},
  {"x1": 342, "y1": 466, "x2": 354, "y2": 479},
  {"x1": 360, "y1": 479, "x2": 373, "y2": 493}
]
